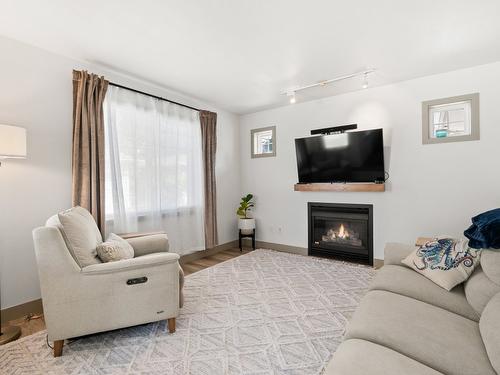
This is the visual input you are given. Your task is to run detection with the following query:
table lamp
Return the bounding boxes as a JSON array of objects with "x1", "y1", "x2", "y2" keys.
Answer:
[{"x1": 0, "y1": 124, "x2": 27, "y2": 345}]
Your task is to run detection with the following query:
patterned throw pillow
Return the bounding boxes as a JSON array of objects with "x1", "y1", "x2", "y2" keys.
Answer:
[
  {"x1": 402, "y1": 237, "x2": 481, "y2": 291},
  {"x1": 96, "y1": 233, "x2": 135, "y2": 263}
]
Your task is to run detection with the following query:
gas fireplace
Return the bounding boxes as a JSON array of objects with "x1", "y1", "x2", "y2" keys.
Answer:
[{"x1": 308, "y1": 202, "x2": 373, "y2": 265}]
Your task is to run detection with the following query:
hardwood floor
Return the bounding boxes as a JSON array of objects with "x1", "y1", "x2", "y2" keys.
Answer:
[
  {"x1": 182, "y1": 247, "x2": 252, "y2": 276},
  {"x1": 1, "y1": 247, "x2": 252, "y2": 341},
  {"x1": 1, "y1": 314, "x2": 46, "y2": 340}
]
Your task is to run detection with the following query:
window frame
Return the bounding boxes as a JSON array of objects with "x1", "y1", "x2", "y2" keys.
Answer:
[
  {"x1": 251, "y1": 125, "x2": 276, "y2": 158},
  {"x1": 422, "y1": 93, "x2": 480, "y2": 144}
]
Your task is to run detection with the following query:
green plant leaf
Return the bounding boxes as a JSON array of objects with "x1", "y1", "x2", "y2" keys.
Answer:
[{"x1": 237, "y1": 193, "x2": 255, "y2": 218}]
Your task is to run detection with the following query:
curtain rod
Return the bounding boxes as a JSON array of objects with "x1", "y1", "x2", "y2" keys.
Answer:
[{"x1": 109, "y1": 82, "x2": 202, "y2": 112}]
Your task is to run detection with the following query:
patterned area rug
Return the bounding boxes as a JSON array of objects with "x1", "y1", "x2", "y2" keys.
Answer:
[{"x1": 1, "y1": 249, "x2": 375, "y2": 374}]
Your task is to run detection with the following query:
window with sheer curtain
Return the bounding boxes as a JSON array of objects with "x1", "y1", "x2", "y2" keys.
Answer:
[{"x1": 103, "y1": 85, "x2": 205, "y2": 254}]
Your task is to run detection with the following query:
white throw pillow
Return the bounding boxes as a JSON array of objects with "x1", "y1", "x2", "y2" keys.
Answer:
[
  {"x1": 402, "y1": 237, "x2": 481, "y2": 291},
  {"x1": 58, "y1": 206, "x2": 103, "y2": 267},
  {"x1": 97, "y1": 233, "x2": 135, "y2": 263}
]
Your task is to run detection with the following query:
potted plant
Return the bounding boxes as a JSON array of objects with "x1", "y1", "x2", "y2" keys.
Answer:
[{"x1": 237, "y1": 193, "x2": 255, "y2": 234}]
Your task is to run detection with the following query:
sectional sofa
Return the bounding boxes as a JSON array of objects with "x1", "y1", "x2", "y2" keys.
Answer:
[{"x1": 325, "y1": 242, "x2": 500, "y2": 375}]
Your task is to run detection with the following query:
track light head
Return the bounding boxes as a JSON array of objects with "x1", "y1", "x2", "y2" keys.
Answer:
[
  {"x1": 287, "y1": 91, "x2": 296, "y2": 104},
  {"x1": 362, "y1": 72, "x2": 369, "y2": 89}
]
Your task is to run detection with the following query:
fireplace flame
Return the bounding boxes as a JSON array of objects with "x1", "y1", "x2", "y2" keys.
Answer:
[{"x1": 338, "y1": 224, "x2": 349, "y2": 239}]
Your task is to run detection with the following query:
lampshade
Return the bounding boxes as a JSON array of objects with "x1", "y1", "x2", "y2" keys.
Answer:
[{"x1": 0, "y1": 124, "x2": 27, "y2": 159}]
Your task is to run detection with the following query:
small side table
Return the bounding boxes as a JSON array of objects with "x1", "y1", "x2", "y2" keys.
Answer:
[{"x1": 239, "y1": 229, "x2": 255, "y2": 251}]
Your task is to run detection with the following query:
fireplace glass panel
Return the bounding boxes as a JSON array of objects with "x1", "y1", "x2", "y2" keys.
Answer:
[{"x1": 313, "y1": 216, "x2": 368, "y2": 252}]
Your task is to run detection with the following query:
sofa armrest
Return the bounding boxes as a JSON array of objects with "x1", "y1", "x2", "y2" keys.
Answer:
[
  {"x1": 81, "y1": 252, "x2": 179, "y2": 275},
  {"x1": 122, "y1": 233, "x2": 169, "y2": 257},
  {"x1": 384, "y1": 242, "x2": 416, "y2": 266}
]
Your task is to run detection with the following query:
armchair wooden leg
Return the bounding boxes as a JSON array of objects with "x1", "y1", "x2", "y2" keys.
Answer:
[
  {"x1": 53, "y1": 340, "x2": 64, "y2": 357},
  {"x1": 167, "y1": 318, "x2": 176, "y2": 333}
]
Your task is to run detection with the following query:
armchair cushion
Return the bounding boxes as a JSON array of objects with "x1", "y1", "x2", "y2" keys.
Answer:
[
  {"x1": 124, "y1": 233, "x2": 169, "y2": 257},
  {"x1": 58, "y1": 206, "x2": 103, "y2": 267},
  {"x1": 97, "y1": 233, "x2": 134, "y2": 262},
  {"x1": 81, "y1": 252, "x2": 180, "y2": 275}
]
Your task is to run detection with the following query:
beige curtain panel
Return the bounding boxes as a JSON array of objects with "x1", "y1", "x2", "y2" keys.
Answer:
[
  {"x1": 200, "y1": 110, "x2": 218, "y2": 248},
  {"x1": 72, "y1": 70, "x2": 109, "y2": 232}
]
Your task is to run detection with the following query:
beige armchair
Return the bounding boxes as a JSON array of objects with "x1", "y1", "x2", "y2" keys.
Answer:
[{"x1": 32, "y1": 207, "x2": 181, "y2": 357}]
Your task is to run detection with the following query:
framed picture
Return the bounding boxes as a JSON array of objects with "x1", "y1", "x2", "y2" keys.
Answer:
[
  {"x1": 422, "y1": 93, "x2": 479, "y2": 144},
  {"x1": 251, "y1": 126, "x2": 276, "y2": 158}
]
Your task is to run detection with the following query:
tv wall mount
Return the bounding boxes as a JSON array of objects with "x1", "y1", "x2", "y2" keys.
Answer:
[{"x1": 311, "y1": 124, "x2": 357, "y2": 135}]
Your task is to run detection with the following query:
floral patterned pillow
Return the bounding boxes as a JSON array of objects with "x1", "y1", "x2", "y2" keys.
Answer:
[{"x1": 402, "y1": 237, "x2": 481, "y2": 291}]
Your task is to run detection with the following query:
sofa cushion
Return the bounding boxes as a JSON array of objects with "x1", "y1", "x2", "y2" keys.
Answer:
[
  {"x1": 384, "y1": 242, "x2": 415, "y2": 266},
  {"x1": 58, "y1": 206, "x2": 103, "y2": 267},
  {"x1": 323, "y1": 339, "x2": 443, "y2": 375},
  {"x1": 370, "y1": 265, "x2": 479, "y2": 321},
  {"x1": 401, "y1": 238, "x2": 481, "y2": 291},
  {"x1": 480, "y1": 249, "x2": 500, "y2": 285},
  {"x1": 345, "y1": 290, "x2": 496, "y2": 375},
  {"x1": 464, "y1": 265, "x2": 500, "y2": 315},
  {"x1": 96, "y1": 233, "x2": 134, "y2": 262},
  {"x1": 480, "y1": 292, "x2": 500, "y2": 373}
]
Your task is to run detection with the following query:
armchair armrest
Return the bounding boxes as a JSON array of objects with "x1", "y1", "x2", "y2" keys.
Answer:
[
  {"x1": 119, "y1": 231, "x2": 165, "y2": 239},
  {"x1": 384, "y1": 242, "x2": 416, "y2": 266},
  {"x1": 81, "y1": 252, "x2": 179, "y2": 275},
  {"x1": 122, "y1": 233, "x2": 169, "y2": 257}
]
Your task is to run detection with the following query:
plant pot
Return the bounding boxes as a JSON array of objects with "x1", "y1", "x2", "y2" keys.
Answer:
[{"x1": 238, "y1": 218, "x2": 255, "y2": 235}]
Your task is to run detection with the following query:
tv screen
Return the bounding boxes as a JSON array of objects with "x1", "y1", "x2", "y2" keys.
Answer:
[{"x1": 295, "y1": 129, "x2": 385, "y2": 183}]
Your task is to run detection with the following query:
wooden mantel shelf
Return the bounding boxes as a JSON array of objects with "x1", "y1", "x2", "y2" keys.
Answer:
[{"x1": 294, "y1": 182, "x2": 385, "y2": 192}]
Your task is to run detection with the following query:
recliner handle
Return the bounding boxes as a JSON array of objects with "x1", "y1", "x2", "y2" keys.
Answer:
[{"x1": 126, "y1": 277, "x2": 148, "y2": 285}]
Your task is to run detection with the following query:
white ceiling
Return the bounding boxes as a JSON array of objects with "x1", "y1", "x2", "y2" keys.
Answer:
[{"x1": 1, "y1": 0, "x2": 500, "y2": 114}]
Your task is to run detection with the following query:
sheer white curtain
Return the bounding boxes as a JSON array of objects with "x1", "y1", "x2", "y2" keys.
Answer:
[{"x1": 103, "y1": 85, "x2": 205, "y2": 254}]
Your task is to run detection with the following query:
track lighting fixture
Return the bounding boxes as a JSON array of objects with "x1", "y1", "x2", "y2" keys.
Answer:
[{"x1": 282, "y1": 69, "x2": 375, "y2": 103}]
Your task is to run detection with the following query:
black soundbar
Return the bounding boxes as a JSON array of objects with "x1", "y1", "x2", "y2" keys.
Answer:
[{"x1": 310, "y1": 124, "x2": 357, "y2": 135}]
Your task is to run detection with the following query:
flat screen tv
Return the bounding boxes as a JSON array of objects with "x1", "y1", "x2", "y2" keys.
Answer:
[{"x1": 295, "y1": 129, "x2": 385, "y2": 183}]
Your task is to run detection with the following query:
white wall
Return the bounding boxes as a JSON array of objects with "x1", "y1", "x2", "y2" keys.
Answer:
[
  {"x1": 240, "y1": 62, "x2": 500, "y2": 260},
  {"x1": 0, "y1": 36, "x2": 240, "y2": 309},
  {"x1": 3, "y1": 34, "x2": 500, "y2": 311}
]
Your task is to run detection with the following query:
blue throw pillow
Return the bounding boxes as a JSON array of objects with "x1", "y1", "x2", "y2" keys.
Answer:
[{"x1": 464, "y1": 208, "x2": 500, "y2": 249}]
